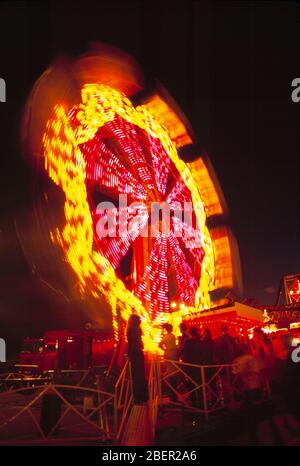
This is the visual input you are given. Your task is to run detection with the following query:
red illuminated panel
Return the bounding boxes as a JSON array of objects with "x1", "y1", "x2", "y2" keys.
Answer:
[{"x1": 184, "y1": 303, "x2": 264, "y2": 338}]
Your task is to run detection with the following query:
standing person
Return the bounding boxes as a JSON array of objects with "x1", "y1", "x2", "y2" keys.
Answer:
[
  {"x1": 215, "y1": 324, "x2": 235, "y2": 364},
  {"x1": 271, "y1": 334, "x2": 298, "y2": 432},
  {"x1": 200, "y1": 328, "x2": 217, "y2": 407},
  {"x1": 200, "y1": 328, "x2": 215, "y2": 365},
  {"x1": 233, "y1": 346, "x2": 263, "y2": 402},
  {"x1": 282, "y1": 343, "x2": 300, "y2": 426},
  {"x1": 182, "y1": 327, "x2": 202, "y2": 365},
  {"x1": 177, "y1": 322, "x2": 190, "y2": 360},
  {"x1": 252, "y1": 328, "x2": 275, "y2": 371},
  {"x1": 232, "y1": 345, "x2": 264, "y2": 444},
  {"x1": 126, "y1": 314, "x2": 148, "y2": 404},
  {"x1": 159, "y1": 323, "x2": 178, "y2": 362},
  {"x1": 251, "y1": 327, "x2": 275, "y2": 396},
  {"x1": 182, "y1": 326, "x2": 203, "y2": 407},
  {"x1": 159, "y1": 323, "x2": 178, "y2": 402},
  {"x1": 271, "y1": 334, "x2": 290, "y2": 392}
]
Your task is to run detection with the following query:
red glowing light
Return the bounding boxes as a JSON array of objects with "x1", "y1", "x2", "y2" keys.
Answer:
[
  {"x1": 22, "y1": 45, "x2": 242, "y2": 351},
  {"x1": 80, "y1": 112, "x2": 205, "y2": 320}
]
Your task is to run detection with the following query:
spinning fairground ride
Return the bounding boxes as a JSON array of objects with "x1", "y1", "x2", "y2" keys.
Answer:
[{"x1": 21, "y1": 44, "x2": 244, "y2": 353}]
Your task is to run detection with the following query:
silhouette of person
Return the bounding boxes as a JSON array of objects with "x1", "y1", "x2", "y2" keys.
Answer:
[{"x1": 126, "y1": 314, "x2": 148, "y2": 404}]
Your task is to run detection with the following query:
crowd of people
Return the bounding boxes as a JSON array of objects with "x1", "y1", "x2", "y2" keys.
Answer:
[
  {"x1": 126, "y1": 314, "x2": 300, "y2": 428},
  {"x1": 158, "y1": 321, "x2": 293, "y2": 373},
  {"x1": 160, "y1": 322, "x2": 257, "y2": 366}
]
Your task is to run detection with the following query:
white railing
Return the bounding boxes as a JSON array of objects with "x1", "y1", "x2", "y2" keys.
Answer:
[
  {"x1": 113, "y1": 358, "x2": 133, "y2": 441},
  {"x1": 0, "y1": 372, "x2": 51, "y2": 393},
  {"x1": 0, "y1": 362, "x2": 134, "y2": 444},
  {"x1": 0, "y1": 357, "x2": 271, "y2": 443},
  {"x1": 159, "y1": 359, "x2": 271, "y2": 419},
  {"x1": 148, "y1": 358, "x2": 161, "y2": 436},
  {"x1": 0, "y1": 383, "x2": 115, "y2": 444}
]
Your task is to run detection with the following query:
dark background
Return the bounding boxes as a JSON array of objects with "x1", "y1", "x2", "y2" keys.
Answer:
[{"x1": 0, "y1": 1, "x2": 299, "y2": 356}]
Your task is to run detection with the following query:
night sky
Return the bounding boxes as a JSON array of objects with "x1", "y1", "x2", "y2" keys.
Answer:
[{"x1": 0, "y1": 1, "x2": 299, "y2": 355}]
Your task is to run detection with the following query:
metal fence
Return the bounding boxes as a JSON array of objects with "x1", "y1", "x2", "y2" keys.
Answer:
[
  {"x1": 0, "y1": 364, "x2": 130, "y2": 444},
  {"x1": 159, "y1": 359, "x2": 271, "y2": 419},
  {"x1": 0, "y1": 358, "x2": 271, "y2": 444}
]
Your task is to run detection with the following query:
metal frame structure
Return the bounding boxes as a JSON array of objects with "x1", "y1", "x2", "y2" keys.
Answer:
[
  {"x1": 0, "y1": 357, "x2": 271, "y2": 444},
  {"x1": 277, "y1": 274, "x2": 300, "y2": 305}
]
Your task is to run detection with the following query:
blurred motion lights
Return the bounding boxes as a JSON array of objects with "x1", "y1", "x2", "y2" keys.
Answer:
[{"x1": 23, "y1": 45, "x2": 241, "y2": 352}]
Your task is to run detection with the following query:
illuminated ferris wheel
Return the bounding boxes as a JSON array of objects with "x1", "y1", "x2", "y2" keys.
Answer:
[{"x1": 21, "y1": 44, "x2": 242, "y2": 351}]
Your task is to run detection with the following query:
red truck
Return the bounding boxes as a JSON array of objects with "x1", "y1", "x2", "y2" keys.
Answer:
[{"x1": 19, "y1": 330, "x2": 115, "y2": 372}]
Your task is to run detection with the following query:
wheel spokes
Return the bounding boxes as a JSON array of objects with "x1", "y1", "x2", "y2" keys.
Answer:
[
  {"x1": 81, "y1": 130, "x2": 147, "y2": 200},
  {"x1": 167, "y1": 176, "x2": 193, "y2": 206},
  {"x1": 91, "y1": 205, "x2": 149, "y2": 270},
  {"x1": 167, "y1": 231, "x2": 198, "y2": 304},
  {"x1": 136, "y1": 232, "x2": 169, "y2": 319},
  {"x1": 143, "y1": 132, "x2": 171, "y2": 196},
  {"x1": 104, "y1": 115, "x2": 156, "y2": 192},
  {"x1": 81, "y1": 110, "x2": 202, "y2": 313}
]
